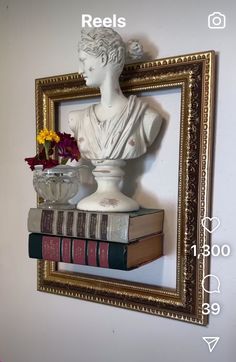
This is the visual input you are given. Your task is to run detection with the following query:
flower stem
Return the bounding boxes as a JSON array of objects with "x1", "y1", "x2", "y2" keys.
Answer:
[
  {"x1": 44, "y1": 141, "x2": 50, "y2": 160},
  {"x1": 61, "y1": 157, "x2": 69, "y2": 165}
]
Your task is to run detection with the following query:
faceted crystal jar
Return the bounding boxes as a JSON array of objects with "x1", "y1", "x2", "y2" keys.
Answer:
[{"x1": 33, "y1": 165, "x2": 81, "y2": 209}]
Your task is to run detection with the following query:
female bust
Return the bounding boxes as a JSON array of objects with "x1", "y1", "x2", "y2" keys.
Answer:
[{"x1": 69, "y1": 27, "x2": 162, "y2": 160}]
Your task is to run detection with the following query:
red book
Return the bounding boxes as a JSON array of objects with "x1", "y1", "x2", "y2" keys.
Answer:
[
  {"x1": 73, "y1": 239, "x2": 86, "y2": 265},
  {"x1": 61, "y1": 238, "x2": 71, "y2": 263},
  {"x1": 42, "y1": 236, "x2": 60, "y2": 261},
  {"x1": 87, "y1": 240, "x2": 97, "y2": 267},
  {"x1": 28, "y1": 233, "x2": 163, "y2": 271}
]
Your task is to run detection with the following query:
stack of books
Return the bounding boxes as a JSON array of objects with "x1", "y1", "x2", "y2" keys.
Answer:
[{"x1": 27, "y1": 208, "x2": 164, "y2": 271}]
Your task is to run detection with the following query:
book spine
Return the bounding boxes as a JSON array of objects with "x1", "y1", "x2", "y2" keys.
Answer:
[
  {"x1": 28, "y1": 209, "x2": 129, "y2": 243},
  {"x1": 28, "y1": 233, "x2": 127, "y2": 270}
]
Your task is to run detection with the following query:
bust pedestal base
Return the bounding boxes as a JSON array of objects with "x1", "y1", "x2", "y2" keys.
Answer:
[{"x1": 77, "y1": 160, "x2": 139, "y2": 212}]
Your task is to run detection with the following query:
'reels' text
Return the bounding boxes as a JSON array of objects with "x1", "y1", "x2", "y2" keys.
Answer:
[{"x1": 82, "y1": 14, "x2": 126, "y2": 28}]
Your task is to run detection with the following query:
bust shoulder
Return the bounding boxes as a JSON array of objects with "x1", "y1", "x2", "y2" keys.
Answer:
[
  {"x1": 69, "y1": 108, "x2": 87, "y2": 133},
  {"x1": 142, "y1": 103, "x2": 163, "y2": 146}
]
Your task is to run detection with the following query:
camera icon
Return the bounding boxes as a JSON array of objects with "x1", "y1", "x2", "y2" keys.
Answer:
[{"x1": 208, "y1": 12, "x2": 226, "y2": 29}]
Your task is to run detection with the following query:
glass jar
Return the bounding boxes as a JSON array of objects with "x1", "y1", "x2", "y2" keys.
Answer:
[{"x1": 33, "y1": 165, "x2": 81, "y2": 209}]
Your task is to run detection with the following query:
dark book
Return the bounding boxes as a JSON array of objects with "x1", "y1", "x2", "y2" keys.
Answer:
[
  {"x1": 28, "y1": 233, "x2": 163, "y2": 271},
  {"x1": 28, "y1": 208, "x2": 164, "y2": 243}
]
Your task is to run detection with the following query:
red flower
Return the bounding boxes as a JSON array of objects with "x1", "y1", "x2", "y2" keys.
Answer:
[
  {"x1": 25, "y1": 156, "x2": 42, "y2": 171},
  {"x1": 25, "y1": 155, "x2": 59, "y2": 171},
  {"x1": 57, "y1": 132, "x2": 80, "y2": 162},
  {"x1": 25, "y1": 130, "x2": 80, "y2": 171}
]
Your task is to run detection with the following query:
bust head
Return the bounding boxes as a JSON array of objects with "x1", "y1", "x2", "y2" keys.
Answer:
[{"x1": 78, "y1": 27, "x2": 126, "y2": 86}]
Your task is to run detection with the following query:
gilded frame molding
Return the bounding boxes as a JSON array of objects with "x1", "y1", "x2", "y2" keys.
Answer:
[{"x1": 35, "y1": 50, "x2": 215, "y2": 325}]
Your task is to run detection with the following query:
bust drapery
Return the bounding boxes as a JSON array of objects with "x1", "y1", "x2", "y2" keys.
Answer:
[{"x1": 69, "y1": 95, "x2": 162, "y2": 160}]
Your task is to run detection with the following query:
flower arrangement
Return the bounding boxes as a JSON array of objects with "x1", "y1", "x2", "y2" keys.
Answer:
[{"x1": 25, "y1": 128, "x2": 80, "y2": 170}]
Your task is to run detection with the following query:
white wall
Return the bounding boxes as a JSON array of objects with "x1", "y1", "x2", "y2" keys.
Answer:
[{"x1": 0, "y1": 0, "x2": 235, "y2": 362}]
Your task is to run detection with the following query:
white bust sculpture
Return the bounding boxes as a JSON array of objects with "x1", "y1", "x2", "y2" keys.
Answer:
[{"x1": 69, "y1": 28, "x2": 162, "y2": 211}]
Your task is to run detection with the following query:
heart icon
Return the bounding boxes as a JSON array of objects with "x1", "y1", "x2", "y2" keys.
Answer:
[{"x1": 201, "y1": 217, "x2": 220, "y2": 233}]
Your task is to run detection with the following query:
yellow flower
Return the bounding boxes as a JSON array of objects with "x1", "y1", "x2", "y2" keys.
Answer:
[{"x1": 36, "y1": 128, "x2": 60, "y2": 144}]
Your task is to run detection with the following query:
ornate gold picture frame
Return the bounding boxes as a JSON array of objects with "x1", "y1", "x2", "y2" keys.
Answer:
[{"x1": 35, "y1": 50, "x2": 215, "y2": 325}]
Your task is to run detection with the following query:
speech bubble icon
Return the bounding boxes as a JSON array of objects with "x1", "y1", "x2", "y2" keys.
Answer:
[{"x1": 202, "y1": 274, "x2": 221, "y2": 294}]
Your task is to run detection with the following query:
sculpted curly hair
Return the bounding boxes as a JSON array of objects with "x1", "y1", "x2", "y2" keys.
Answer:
[{"x1": 78, "y1": 27, "x2": 125, "y2": 72}]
